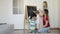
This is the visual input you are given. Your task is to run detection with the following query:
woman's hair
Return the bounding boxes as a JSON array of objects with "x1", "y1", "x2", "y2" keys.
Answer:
[
  {"x1": 43, "y1": 1, "x2": 48, "y2": 8},
  {"x1": 30, "y1": 13, "x2": 37, "y2": 19},
  {"x1": 44, "y1": 9, "x2": 49, "y2": 16},
  {"x1": 43, "y1": 1, "x2": 47, "y2": 6}
]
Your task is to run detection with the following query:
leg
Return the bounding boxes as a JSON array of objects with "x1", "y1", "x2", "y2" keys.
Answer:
[
  {"x1": 31, "y1": 30, "x2": 35, "y2": 33},
  {"x1": 38, "y1": 27, "x2": 50, "y2": 33}
]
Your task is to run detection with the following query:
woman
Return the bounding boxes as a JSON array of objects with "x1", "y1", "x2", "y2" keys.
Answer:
[{"x1": 38, "y1": 9, "x2": 50, "y2": 33}]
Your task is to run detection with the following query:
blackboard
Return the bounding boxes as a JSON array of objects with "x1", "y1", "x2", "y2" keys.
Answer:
[{"x1": 27, "y1": 6, "x2": 37, "y2": 17}]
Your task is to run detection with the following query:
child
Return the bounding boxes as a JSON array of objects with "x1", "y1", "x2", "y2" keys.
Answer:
[
  {"x1": 29, "y1": 14, "x2": 37, "y2": 33},
  {"x1": 34, "y1": 10, "x2": 43, "y2": 32}
]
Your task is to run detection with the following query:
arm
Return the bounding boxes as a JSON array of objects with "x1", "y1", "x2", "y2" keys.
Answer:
[
  {"x1": 43, "y1": 20, "x2": 48, "y2": 27},
  {"x1": 43, "y1": 16, "x2": 49, "y2": 28},
  {"x1": 39, "y1": 10, "x2": 44, "y2": 17}
]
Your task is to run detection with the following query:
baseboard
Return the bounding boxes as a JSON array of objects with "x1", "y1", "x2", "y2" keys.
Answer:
[
  {"x1": 14, "y1": 28, "x2": 60, "y2": 30},
  {"x1": 50, "y1": 28, "x2": 60, "y2": 30},
  {"x1": 58, "y1": 28, "x2": 60, "y2": 30},
  {"x1": 14, "y1": 29, "x2": 27, "y2": 30}
]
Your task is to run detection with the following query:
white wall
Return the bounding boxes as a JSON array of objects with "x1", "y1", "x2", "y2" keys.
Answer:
[
  {"x1": 58, "y1": 0, "x2": 60, "y2": 28},
  {"x1": 59, "y1": 1, "x2": 60, "y2": 28},
  {"x1": 47, "y1": 0, "x2": 59, "y2": 28},
  {"x1": 0, "y1": 0, "x2": 59, "y2": 29},
  {"x1": 24, "y1": 0, "x2": 46, "y2": 10},
  {"x1": 0, "y1": 0, "x2": 9, "y2": 23}
]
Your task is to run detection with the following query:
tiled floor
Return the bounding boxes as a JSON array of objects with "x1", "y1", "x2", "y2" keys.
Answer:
[{"x1": 12, "y1": 30, "x2": 60, "y2": 34}]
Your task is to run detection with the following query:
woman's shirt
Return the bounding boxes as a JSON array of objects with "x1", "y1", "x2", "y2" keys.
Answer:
[{"x1": 43, "y1": 15, "x2": 50, "y2": 28}]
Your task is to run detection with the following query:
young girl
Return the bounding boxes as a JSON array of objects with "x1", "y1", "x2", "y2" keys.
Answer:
[
  {"x1": 33, "y1": 10, "x2": 40, "y2": 30},
  {"x1": 33, "y1": 10, "x2": 43, "y2": 32},
  {"x1": 29, "y1": 14, "x2": 37, "y2": 33}
]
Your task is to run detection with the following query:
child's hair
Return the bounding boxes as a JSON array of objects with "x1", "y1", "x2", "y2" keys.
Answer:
[
  {"x1": 30, "y1": 13, "x2": 37, "y2": 19},
  {"x1": 35, "y1": 10, "x2": 39, "y2": 14}
]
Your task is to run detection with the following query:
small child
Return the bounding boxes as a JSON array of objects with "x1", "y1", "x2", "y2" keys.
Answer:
[
  {"x1": 29, "y1": 14, "x2": 37, "y2": 33},
  {"x1": 34, "y1": 10, "x2": 43, "y2": 32}
]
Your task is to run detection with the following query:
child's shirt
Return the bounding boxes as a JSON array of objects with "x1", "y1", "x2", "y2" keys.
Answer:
[
  {"x1": 43, "y1": 16, "x2": 50, "y2": 28},
  {"x1": 36, "y1": 15, "x2": 43, "y2": 29},
  {"x1": 29, "y1": 19, "x2": 36, "y2": 30}
]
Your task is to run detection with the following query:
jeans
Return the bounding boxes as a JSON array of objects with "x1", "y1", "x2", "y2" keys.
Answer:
[{"x1": 38, "y1": 27, "x2": 50, "y2": 33}]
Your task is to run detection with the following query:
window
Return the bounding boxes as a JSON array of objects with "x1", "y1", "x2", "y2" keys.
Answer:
[{"x1": 13, "y1": 0, "x2": 23, "y2": 14}]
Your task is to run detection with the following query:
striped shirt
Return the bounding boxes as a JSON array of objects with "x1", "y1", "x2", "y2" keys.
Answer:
[{"x1": 29, "y1": 19, "x2": 36, "y2": 30}]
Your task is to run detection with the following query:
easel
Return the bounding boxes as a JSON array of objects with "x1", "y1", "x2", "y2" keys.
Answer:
[
  {"x1": 24, "y1": 5, "x2": 37, "y2": 34},
  {"x1": 24, "y1": 6, "x2": 30, "y2": 34}
]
